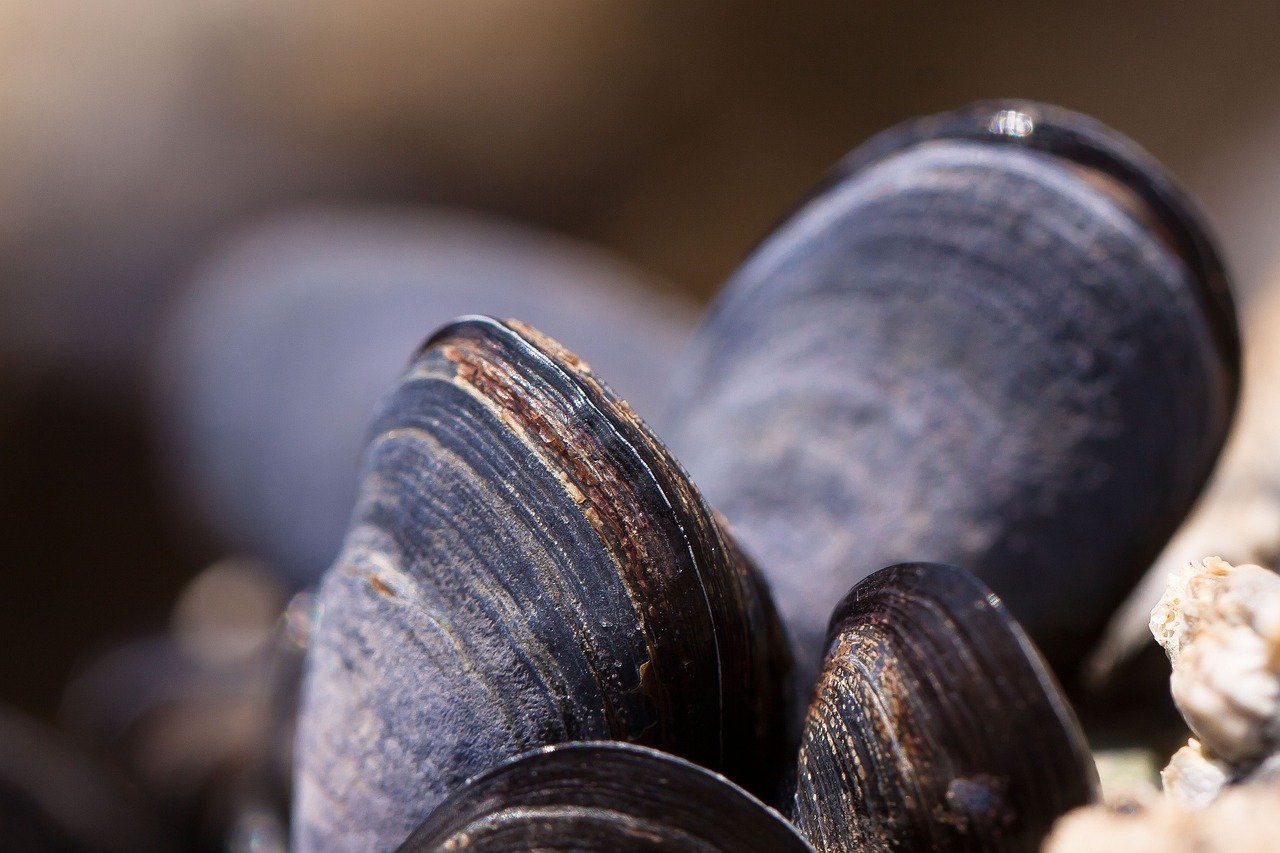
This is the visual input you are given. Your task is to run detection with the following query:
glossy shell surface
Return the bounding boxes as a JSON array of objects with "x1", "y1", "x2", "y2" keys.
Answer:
[
  {"x1": 293, "y1": 317, "x2": 791, "y2": 850},
  {"x1": 399, "y1": 742, "x2": 813, "y2": 852},
  {"x1": 792, "y1": 563, "x2": 1099, "y2": 852}
]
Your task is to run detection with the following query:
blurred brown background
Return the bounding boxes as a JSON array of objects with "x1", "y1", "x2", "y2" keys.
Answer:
[{"x1": 4, "y1": 1, "x2": 1280, "y2": 720}]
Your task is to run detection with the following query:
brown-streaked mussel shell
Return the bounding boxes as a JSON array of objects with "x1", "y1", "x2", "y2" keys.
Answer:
[
  {"x1": 292, "y1": 316, "x2": 792, "y2": 850},
  {"x1": 399, "y1": 742, "x2": 813, "y2": 852},
  {"x1": 792, "y1": 563, "x2": 1098, "y2": 852}
]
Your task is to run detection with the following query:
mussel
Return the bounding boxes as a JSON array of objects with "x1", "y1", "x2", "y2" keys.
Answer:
[
  {"x1": 398, "y1": 742, "x2": 813, "y2": 852},
  {"x1": 666, "y1": 100, "x2": 1239, "y2": 690},
  {"x1": 792, "y1": 563, "x2": 1098, "y2": 852},
  {"x1": 292, "y1": 317, "x2": 791, "y2": 850}
]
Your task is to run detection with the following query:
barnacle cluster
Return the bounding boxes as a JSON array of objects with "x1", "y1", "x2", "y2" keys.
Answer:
[{"x1": 1047, "y1": 557, "x2": 1280, "y2": 851}]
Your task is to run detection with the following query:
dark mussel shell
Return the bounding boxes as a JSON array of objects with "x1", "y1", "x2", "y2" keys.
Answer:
[
  {"x1": 792, "y1": 563, "x2": 1098, "y2": 852},
  {"x1": 666, "y1": 100, "x2": 1238, "y2": 690},
  {"x1": 293, "y1": 317, "x2": 791, "y2": 850},
  {"x1": 399, "y1": 742, "x2": 814, "y2": 852}
]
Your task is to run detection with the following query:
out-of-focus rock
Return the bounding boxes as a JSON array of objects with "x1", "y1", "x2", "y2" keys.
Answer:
[
  {"x1": 1094, "y1": 748, "x2": 1160, "y2": 804},
  {"x1": 172, "y1": 556, "x2": 285, "y2": 665},
  {"x1": 0, "y1": 705, "x2": 168, "y2": 850},
  {"x1": 60, "y1": 558, "x2": 303, "y2": 848}
]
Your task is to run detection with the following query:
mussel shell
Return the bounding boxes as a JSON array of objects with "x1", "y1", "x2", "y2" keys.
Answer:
[
  {"x1": 666, "y1": 100, "x2": 1238, "y2": 689},
  {"x1": 792, "y1": 563, "x2": 1098, "y2": 852},
  {"x1": 293, "y1": 317, "x2": 791, "y2": 849},
  {"x1": 819, "y1": 100, "x2": 1237, "y2": 371},
  {"x1": 399, "y1": 742, "x2": 813, "y2": 852}
]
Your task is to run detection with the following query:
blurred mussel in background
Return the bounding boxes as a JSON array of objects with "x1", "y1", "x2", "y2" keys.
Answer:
[{"x1": 155, "y1": 209, "x2": 694, "y2": 586}]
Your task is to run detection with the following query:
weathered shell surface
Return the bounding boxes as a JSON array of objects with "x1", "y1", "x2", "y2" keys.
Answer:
[
  {"x1": 399, "y1": 742, "x2": 814, "y2": 852},
  {"x1": 293, "y1": 316, "x2": 791, "y2": 850},
  {"x1": 667, "y1": 101, "x2": 1238, "y2": 690},
  {"x1": 792, "y1": 563, "x2": 1098, "y2": 852}
]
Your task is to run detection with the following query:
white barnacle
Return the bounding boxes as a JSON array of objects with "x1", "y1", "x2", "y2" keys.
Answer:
[
  {"x1": 1159, "y1": 740, "x2": 1229, "y2": 810},
  {"x1": 1150, "y1": 557, "x2": 1280, "y2": 772}
]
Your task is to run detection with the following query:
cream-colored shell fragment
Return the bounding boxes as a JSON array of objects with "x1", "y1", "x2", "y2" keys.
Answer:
[
  {"x1": 1159, "y1": 740, "x2": 1229, "y2": 810},
  {"x1": 1043, "y1": 781, "x2": 1280, "y2": 853},
  {"x1": 1149, "y1": 557, "x2": 1280, "y2": 764}
]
